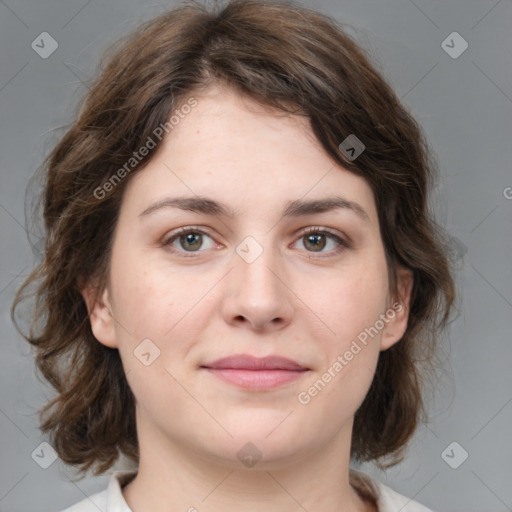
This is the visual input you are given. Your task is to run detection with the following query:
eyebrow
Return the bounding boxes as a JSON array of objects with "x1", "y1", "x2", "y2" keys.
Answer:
[{"x1": 138, "y1": 195, "x2": 370, "y2": 222}]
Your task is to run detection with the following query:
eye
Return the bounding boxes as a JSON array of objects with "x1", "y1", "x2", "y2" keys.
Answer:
[
  {"x1": 292, "y1": 227, "x2": 350, "y2": 257},
  {"x1": 163, "y1": 227, "x2": 216, "y2": 257},
  {"x1": 162, "y1": 226, "x2": 350, "y2": 259}
]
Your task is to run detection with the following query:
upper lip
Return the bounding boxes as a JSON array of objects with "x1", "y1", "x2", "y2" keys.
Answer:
[{"x1": 201, "y1": 354, "x2": 308, "y2": 371}]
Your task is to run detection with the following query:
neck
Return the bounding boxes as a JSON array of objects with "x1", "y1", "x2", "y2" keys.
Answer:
[{"x1": 122, "y1": 413, "x2": 374, "y2": 512}]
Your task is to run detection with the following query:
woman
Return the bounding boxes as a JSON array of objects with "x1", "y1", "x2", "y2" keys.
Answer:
[{"x1": 12, "y1": 1, "x2": 455, "y2": 510}]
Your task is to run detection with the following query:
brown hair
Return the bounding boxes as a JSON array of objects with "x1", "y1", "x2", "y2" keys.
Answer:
[{"x1": 11, "y1": 0, "x2": 455, "y2": 476}]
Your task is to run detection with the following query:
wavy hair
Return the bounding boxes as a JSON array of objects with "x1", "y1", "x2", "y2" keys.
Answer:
[{"x1": 11, "y1": 0, "x2": 456, "y2": 476}]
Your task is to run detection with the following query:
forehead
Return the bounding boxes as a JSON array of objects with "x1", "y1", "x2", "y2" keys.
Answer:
[
  {"x1": 168, "y1": 84, "x2": 320, "y2": 159},
  {"x1": 121, "y1": 85, "x2": 378, "y2": 224}
]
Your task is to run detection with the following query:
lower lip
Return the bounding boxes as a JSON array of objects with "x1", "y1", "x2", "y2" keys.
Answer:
[{"x1": 203, "y1": 368, "x2": 307, "y2": 390}]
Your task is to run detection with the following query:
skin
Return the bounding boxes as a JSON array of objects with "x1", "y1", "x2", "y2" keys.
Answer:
[{"x1": 82, "y1": 84, "x2": 413, "y2": 512}]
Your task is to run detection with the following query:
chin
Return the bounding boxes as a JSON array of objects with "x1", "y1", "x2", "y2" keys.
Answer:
[
  {"x1": 221, "y1": 408, "x2": 298, "y2": 436},
  {"x1": 211, "y1": 440, "x2": 310, "y2": 471},
  {"x1": 210, "y1": 426, "x2": 311, "y2": 467}
]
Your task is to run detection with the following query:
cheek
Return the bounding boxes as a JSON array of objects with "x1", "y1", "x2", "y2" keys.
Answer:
[
  {"x1": 109, "y1": 263, "x2": 195, "y2": 409},
  {"x1": 109, "y1": 252, "x2": 215, "y2": 377},
  {"x1": 109, "y1": 248, "x2": 186, "y2": 338},
  {"x1": 297, "y1": 270, "x2": 387, "y2": 416},
  {"x1": 313, "y1": 263, "x2": 389, "y2": 350}
]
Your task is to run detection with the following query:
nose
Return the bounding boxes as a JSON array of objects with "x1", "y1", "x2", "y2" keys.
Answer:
[{"x1": 220, "y1": 238, "x2": 294, "y2": 332}]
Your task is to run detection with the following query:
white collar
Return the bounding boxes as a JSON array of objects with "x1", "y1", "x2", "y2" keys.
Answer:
[{"x1": 69, "y1": 468, "x2": 434, "y2": 512}]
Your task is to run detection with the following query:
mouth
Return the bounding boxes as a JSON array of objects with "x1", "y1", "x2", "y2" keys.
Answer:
[{"x1": 200, "y1": 354, "x2": 310, "y2": 390}]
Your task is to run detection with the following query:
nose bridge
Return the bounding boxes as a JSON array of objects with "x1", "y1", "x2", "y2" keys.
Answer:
[
  {"x1": 234, "y1": 233, "x2": 284, "y2": 297},
  {"x1": 222, "y1": 232, "x2": 293, "y2": 329}
]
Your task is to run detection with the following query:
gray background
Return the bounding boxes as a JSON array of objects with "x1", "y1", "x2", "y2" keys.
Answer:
[{"x1": 1, "y1": 1, "x2": 511, "y2": 511}]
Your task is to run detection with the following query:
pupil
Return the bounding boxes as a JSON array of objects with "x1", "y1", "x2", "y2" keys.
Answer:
[
  {"x1": 307, "y1": 234, "x2": 325, "y2": 251},
  {"x1": 182, "y1": 232, "x2": 202, "y2": 251}
]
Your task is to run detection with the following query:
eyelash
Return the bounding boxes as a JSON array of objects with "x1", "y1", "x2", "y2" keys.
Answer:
[{"x1": 162, "y1": 226, "x2": 351, "y2": 259}]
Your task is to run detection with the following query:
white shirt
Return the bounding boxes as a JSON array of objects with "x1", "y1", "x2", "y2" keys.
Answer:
[{"x1": 59, "y1": 469, "x2": 435, "y2": 512}]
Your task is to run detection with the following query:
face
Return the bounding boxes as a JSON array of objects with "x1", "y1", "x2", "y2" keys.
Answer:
[{"x1": 84, "y1": 84, "x2": 412, "y2": 469}]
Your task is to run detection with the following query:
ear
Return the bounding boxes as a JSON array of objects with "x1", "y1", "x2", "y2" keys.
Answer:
[
  {"x1": 80, "y1": 278, "x2": 118, "y2": 349},
  {"x1": 380, "y1": 267, "x2": 414, "y2": 351}
]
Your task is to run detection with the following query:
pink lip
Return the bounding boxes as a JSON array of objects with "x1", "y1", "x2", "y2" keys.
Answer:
[{"x1": 201, "y1": 355, "x2": 309, "y2": 390}]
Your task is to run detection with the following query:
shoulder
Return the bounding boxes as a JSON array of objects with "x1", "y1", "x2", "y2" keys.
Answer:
[
  {"x1": 57, "y1": 488, "x2": 108, "y2": 512},
  {"x1": 376, "y1": 481, "x2": 435, "y2": 511},
  {"x1": 349, "y1": 469, "x2": 436, "y2": 512},
  {"x1": 57, "y1": 471, "x2": 136, "y2": 512}
]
